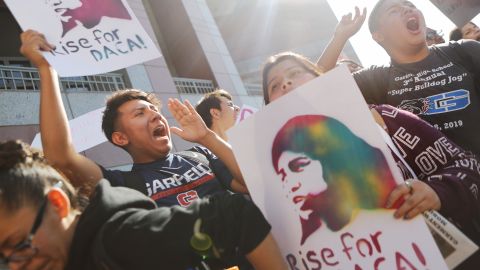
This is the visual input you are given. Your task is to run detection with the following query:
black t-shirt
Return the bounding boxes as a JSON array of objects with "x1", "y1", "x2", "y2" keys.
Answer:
[
  {"x1": 66, "y1": 180, "x2": 271, "y2": 270},
  {"x1": 354, "y1": 41, "x2": 480, "y2": 156},
  {"x1": 101, "y1": 146, "x2": 234, "y2": 207}
]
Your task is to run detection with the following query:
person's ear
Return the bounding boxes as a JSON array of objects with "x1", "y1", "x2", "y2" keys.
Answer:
[
  {"x1": 47, "y1": 188, "x2": 70, "y2": 218},
  {"x1": 209, "y1": 108, "x2": 221, "y2": 119},
  {"x1": 112, "y1": 131, "x2": 129, "y2": 147},
  {"x1": 372, "y1": 32, "x2": 384, "y2": 43}
]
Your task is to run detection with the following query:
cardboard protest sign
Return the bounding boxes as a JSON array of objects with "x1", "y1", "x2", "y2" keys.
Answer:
[
  {"x1": 430, "y1": 0, "x2": 480, "y2": 27},
  {"x1": 235, "y1": 104, "x2": 259, "y2": 125},
  {"x1": 32, "y1": 107, "x2": 106, "y2": 152},
  {"x1": 228, "y1": 66, "x2": 448, "y2": 270},
  {"x1": 5, "y1": 0, "x2": 161, "y2": 77}
]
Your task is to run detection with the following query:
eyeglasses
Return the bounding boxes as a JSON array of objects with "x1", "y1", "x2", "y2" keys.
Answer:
[{"x1": 0, "y1": 195, "x2": 48, "y2": 265}]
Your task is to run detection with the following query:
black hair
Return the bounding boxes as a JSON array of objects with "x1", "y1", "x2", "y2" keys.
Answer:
[
  {"x1": 195, "y1": 89, "x2": 233, "y2": 128},
  {"x1": 368, "y1": 0, "x2": 389, "y2": 34},
  {"x1": 449, "y1": 28, "x2": 463, "y2": 41},
  {"x1": 102, "y1": 89, "x2": 161, "y2": 146},
  {"x1": 0, "y1": 140, "x2": 87, "y2": 213},
  {"x1": 262, "y1": 52, "x2": 322, "y2": 105}
]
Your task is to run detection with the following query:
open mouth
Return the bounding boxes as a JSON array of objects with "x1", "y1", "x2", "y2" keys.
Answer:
[
  {"x1": 152, "y1": 125, "x2": 166, "y2": 139},
  {"x1": 54, "y1": 8, "x2": 67, "y2": 13},
  {"x1": 293, "y1": 196, "x2": 305, "y2": 204},
  {"x1": 406, "y1": 17, "x2": 419, "y2": 32}
]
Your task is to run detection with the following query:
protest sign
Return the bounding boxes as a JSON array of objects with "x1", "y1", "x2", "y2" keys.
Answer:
[
  {"x1": 430, "y1": 0, "x2": 480, "y2": 27},
  {"x1": 5, "y1": 0, "x2": 161, "y2": 77},
  {"x1": 235, "y1": 104, "x2": 258, "y2": 125},
  {"x1": 228, "y1": 66, "x2": 448, "y2": 270},
  {"x1": 31, "y1": 107, "x2": 106, "y2": 152}
]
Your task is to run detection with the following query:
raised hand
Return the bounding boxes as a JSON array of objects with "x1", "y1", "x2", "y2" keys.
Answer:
[
  {"x1": 168, "y1": 98, "x2": 248, "y2": 191},
  {"x1": 167, "y1": 98, "x2": 209, "y2": 143},
  {"x1": 316, "y1": 7, "x2": 367, "y2": 71},
  {"x1": 20, "y1": 30, "x2": 55, "y2": 68},
  {"x1": 334, "y1": 6, "x2": 367, "y2": 41},
  {"x1": 386, "y1": 179, "x2": 441, "y2": 219}
]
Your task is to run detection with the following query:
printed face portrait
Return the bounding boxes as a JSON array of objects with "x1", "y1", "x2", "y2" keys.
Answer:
[
  {"x1": 44, "y1": 0, "x2": 132, "y2": 37},
  {"x1": 276, "y1": 151, "x2": 327, "y2": 219},
  {"x1": 45, "y1": 0, "x2": 82, "y2": 21},
  {"x1": 45, "y1": 0, "x2": 82, "y2": 10},
  {"x1": 266, "y1": 59, "x2": 317, "y2": 103},
  {"x1": 272, "y1": 115, "x2": 397, "y2": 244}
]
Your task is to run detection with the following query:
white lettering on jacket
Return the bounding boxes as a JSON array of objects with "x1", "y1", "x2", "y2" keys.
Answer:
[{"x1": 148, "y1": 163, "x2": 213, "y2": 195}]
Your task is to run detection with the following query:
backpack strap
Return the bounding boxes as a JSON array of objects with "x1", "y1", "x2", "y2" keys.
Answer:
[{"x1": 121, "y1": 171, "x2": 148, "y2": 195}]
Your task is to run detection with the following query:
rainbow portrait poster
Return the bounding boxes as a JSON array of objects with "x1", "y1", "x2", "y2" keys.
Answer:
[
  {"x1": 228, "y1": 66, "x2": 448, "y2": 270},
  {"x1": 5, "y1": 0, "x2": 161, "y2": 77}
]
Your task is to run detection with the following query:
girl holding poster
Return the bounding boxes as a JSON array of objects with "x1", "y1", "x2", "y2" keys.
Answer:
[{"x1": 261, "y1": 52, "x2": 480, "y2": 257}]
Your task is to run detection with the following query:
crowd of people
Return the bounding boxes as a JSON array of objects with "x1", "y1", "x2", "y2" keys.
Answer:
[{"x1": 1, "y1": 0, "x2": 480, "y2": 269}]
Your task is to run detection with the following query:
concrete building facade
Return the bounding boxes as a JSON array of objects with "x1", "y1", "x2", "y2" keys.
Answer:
[{"x1": 206, "y1": 0, "x2": 360, "y2": 85}]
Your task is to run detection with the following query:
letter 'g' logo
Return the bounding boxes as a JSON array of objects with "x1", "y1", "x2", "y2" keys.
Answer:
[
  {"x1": 177, "y1": 190, "x2": 199, "y2": 207},
  {"x1": 398, "y1": 89, "x2": 470, "y2": 115},
  {"x1": 425, "y1": 89, "x2": 470, "y2": 115}
]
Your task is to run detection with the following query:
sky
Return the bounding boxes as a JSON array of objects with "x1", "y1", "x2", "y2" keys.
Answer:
[{"x1": 326, "y1": 0, "x2": 480, "y2": 66}]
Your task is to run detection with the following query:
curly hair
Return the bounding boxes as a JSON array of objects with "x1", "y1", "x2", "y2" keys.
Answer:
[{"x1": 0, "y1": 140, "x2": 87, "y2": 213}]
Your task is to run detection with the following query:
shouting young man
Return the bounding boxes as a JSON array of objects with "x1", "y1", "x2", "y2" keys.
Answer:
[
  {"x1": 354, "y1": 0, "x2": 480, "y2": 157},
  {"x1": 20, "y1": 30, "x2": 248, "y2": 207}
]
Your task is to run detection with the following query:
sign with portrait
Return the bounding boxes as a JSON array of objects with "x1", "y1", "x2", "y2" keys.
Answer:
[
  {"x1": 228, "y1": 66, "x2": 448, "y2": 269},
  {"x1": 5, "y1": 0, "x2": 161, "y2": 76},
  {"x1": 429, "y1": 0, "x2": 480, "y2": 27}
]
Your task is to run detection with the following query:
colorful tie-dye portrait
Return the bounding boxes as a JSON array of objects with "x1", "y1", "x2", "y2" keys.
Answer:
[
  {"x1": 271, "y1": 115, "x2": 397, "y2": 245},
  {"x1": 44, "y1": 0, "x2": 131, "y2": 37}
]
